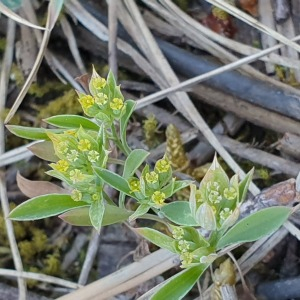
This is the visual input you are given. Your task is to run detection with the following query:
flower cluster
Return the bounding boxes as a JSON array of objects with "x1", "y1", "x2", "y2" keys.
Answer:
[
  {"x1": 171, "y1": 226, "x2": 212, "y2": 268},
  {"x1": 128, "y1": 157, "x2": 173, "y2": 208},
  {"x1": 77, "y1": 68, "x2": 126, "y2": 122},
  {"x1": 47, "y1": 126, "x2": 109, "y2": 203},
  {"x1": 189, "y1": 156, "x2": 252, "y2": 232}
]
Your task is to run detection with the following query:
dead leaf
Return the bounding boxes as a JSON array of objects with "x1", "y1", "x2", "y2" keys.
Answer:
[{"x1": 17, "y1": 172, "x2": 68, "y2": 198}]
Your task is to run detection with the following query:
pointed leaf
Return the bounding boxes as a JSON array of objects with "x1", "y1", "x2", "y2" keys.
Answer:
[
  {"x1": 173, "y1": 180, "x2": 192, "y2": 194},
  {"x1": 123, "y1": 149, "x2": 149, "y2": 179},
  {"x1": 136, "y1": 227, "x2": 177, "y2": 253},
  {"x1": 0, "y1": 2, "x2": 45, "y2": 29},
  {"x1": 48, "y1": 0, "x2": 64, "y2": 30},
  {"x1": 129, "y1": 204, "x2": 150, "y2": 221},
  {"x1": 89, "y1": 198, "x2": 105, "y2": 232},
  {"x1": 44, "y1": 115, "x2": 99, "y2": 130},
  {"x1": 151, "y1": 265, "x2": 208, "y2": 300},
  {"x1": 238, "y1": 168, "x2": 254, "y2": 203},
  {"x1": 59, "y1": 205, "x2": 132, "y2": 226},
  {"x1": 120, "y1": 100, "x2": 136, "y2": 146},
  {"x1": 217, "y1": 206, "x2": 291, "y2": 250},
  {"x1": 27, "y1": 141, "x2": 58, "y2": 162},
  {"x1": 94, "y1": 167, "x2": 131, "y2": 195},
  {"x1": 161, "y1": 202, "x2": 198, "y2": 226},
  {"x1": 6, "y1": 125, "x2": 62, "y2": 140},
  {"x1": 9, "y1": 194, "x2": 87, "y2": 221}
]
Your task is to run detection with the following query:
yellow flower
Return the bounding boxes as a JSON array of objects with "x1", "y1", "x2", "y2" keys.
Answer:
[
  {"x1": 69, "y1": 169, "x2": 85, "y2": 183},
  {"x1": 92, "y1": 193, "x2": 100, "y2": 201},
  {"x1": 50, "y1": 160, "x2": 69, "y2": 173},
  {"x1": 152, "y1": 191, "x2": 166, "y2": 206},
  {"x1": 71, "y1": 189, "x2": 82, "y2": 202},
  {"x1": 64, "y1": 129, "x2": 77, "y2": 136},
  {"x1": 178, "y1": 240, "x2": 190, "y2": 253},
  {"x1": 95, "y1": 93, "x2": 108, "y2": 106},
  {"x1": 129, "y1": 178, "x2": 140, "y2": 192},
  {"x1": 223, "y1": 187, "x2": 237, "y2": 200},
  {"x1": 180, "y1": 252, "x2": 193, "y2": 267},
  {"x1": 56, "y1": 141, "x2": 69, "y2": 155},
  {"x1": 66, "y1": 150, "x2": 79, "y2": 162},
  {"x1": 172, "y1": 226, "x2": 184, "y2": 240},
  {"x1": 78, "y1": 139, "x2": 91, "y2": 151},
  {"x1": 92, "y1": 77, "x2": 106, "y2": 90},
  {"x1": 145, "y1": 171, "x2": 158, "y2": 184},
  {"x1": 110, "y1": 98, "x2": 124, "y2": 111},
  {"x1": 88, "y1": 150, "x2": 99, "y2": 163},
  {"x1": 155, "y1": 158, "x2": 170, "y2": 173},
  {"x1": 79, "y1": 95, "x2": 95, "y2": 109}
]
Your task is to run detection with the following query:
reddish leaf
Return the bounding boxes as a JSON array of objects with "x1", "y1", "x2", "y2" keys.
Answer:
[{"x1": 17, "y1": 172, "x2": 68, "y2": 198}]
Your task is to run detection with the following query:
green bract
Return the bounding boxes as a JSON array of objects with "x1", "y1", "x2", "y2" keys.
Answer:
[{"x1": 7, "y1": 69, "x2": 292, "y2": 299}]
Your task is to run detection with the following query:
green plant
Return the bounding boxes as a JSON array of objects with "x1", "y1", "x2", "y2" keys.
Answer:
[{"x1": 7, "y1": 69, "x2": 292, "y2": 299}]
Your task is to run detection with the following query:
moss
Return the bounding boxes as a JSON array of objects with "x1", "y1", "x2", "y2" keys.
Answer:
[
  {"x1": 0, "y1": 38, "x2": 6, "y2": 52},
  {"x1": 19, "y1": 240, "x2": 36, "y2": 264},
  {"x1": 26, "y1": 267, "x2": 39, "y2": 288},
  {"x1": 43, "y1": 251, "x2": 61, "y2": 276},
  {"x1": 173, "y1": 0, "x2": 189, "y2": 11},
  {"x1": 36, "y1": 89, "x2": 82, "y2": 121}
]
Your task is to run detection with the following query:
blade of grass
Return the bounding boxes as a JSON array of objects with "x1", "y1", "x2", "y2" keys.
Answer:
[
  {"x1": 206, "y1": 0, "x2": 300, "y2": 53},
  {"x1": 0, "y1": 2, "x2": 45, "y2": 30},
  {"x1": 4, "y1": 0, "x2": 64, "y2": 124}
]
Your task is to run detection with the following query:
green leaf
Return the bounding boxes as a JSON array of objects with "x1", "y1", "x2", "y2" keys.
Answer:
[
  {"x1": 129, "y1": 204, "x2": 151, "y2": 221},
  {"x1": 89, "y1": 198, "x2": 105, "y2": 232},
  {"x1": 173, "y1": 180, "x2": 192, "y2": 194},
  {"x1": 217, "y1": 206, "x2": 291, "y2": 250},
  {"x1": 94, "y1": 167, "x2": 131, "y2": 195},
  {"x1": 59, "y1": 205, "x2": 132, "y2": 226},
  {"x1": 161, "y1": 202, "x2": 198, "y2": 226},
  {"x1": 238, "y1": 168, "x2": 254, "y2": 204},
  {"x1": 6, "y1": 125, "x2": 63, "y2": 140},
  {"x1": 27, "y1": 141, "x2": 58, "y2": 162},
  {"x1": 120, "y1": 100, "x2": 136, "y2": 147},
  {"x1": 123, "y1": 149, "x2": 149, "y2": 179},
  {"x1": 9, "y1": 194, "x2": 87, "y2": 221},
  {"x1": 136, "y1": 227, "x2": 177, "y2": 253},
  {"x1": 151, "y1": 265, "x2": 208, "y2": 300},
  {"x1": 44, "y1": 115, "x2": 99, "y2": 131}
]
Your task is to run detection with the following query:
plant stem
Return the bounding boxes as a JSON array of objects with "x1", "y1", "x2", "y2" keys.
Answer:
[{"x1": 111, "y1": 122, "x2": 129, "y2": 155}]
